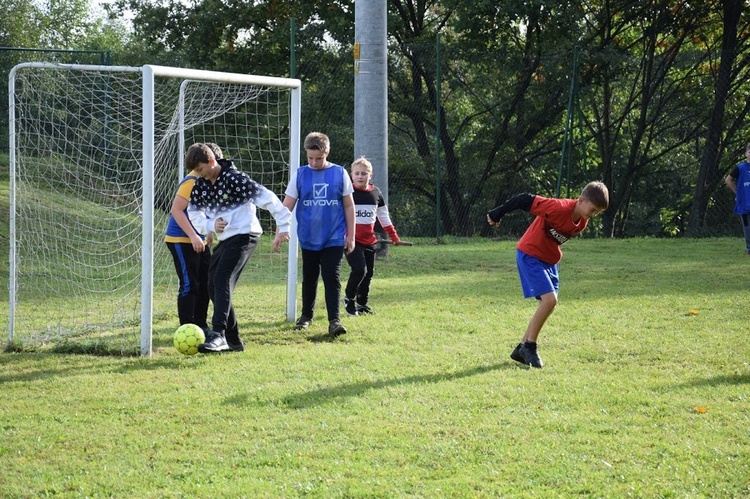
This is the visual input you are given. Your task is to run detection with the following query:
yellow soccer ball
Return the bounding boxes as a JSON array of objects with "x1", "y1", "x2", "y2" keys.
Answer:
[{"x1": 173, "y1": 323, "x2": 205, "y2": 355}]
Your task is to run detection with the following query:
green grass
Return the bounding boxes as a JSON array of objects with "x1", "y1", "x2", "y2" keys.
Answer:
[{"x1": 1, "y1": 237, "x2": 749, "y2": 497}]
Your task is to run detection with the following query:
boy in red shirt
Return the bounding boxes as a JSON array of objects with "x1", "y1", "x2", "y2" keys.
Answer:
[{"x1": 486, "y1": 181, "x2": 609, "y2": 368}]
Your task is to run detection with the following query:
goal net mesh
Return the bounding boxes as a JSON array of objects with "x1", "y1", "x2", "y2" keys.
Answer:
[{"x1": 10, "y1": 65, "x2": 293, "y2": 353}]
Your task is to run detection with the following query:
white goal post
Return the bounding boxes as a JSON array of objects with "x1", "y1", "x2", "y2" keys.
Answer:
[{"x1": 8, "y1": 63, "x2": 301, "y2": 356}]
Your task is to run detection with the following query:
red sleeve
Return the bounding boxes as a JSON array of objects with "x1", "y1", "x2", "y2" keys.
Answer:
[{"x1": 383, "y1": 224, "x2": 400, "y2": 243}]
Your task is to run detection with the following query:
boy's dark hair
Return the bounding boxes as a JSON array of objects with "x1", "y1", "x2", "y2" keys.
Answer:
[
  {"x1": 185, "y1": 143, "x2": 213, "y2": 170},
  {"x1": 581, "y1": 181, "x2": 609, "y2": 209},
  {"x1": 205, "y1": 142, "x2": 223, "y2": 160},
  {"x1": 304, "y1": 132, "x2": 330, "y2": 154}
]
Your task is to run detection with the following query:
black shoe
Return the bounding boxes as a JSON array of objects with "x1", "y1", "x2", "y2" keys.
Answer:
[
  {"x1": 519, "y1": 343, "x2": 543, "y2": 368},
  {"x1": 198, "y1": 331, "x2": 230, "y2": 353},
  {"x1": 344, "y1": 298, "x2": 358, "y2": 317},
  {"x1": 356, "y1": 303, "x2": 374, "y2": 315},
  {"x1": 510, "y1": 343, "x2": 527, "y2": 365},
  {"x1": 227, "y1": 341, "x2": 245, "y2": 352},
  {"x1": 294, "y1": 315, "x2": 312, "y2": 330},
  {"x1": 328, "y1": 320, "x2": 347, "y2": 337}
]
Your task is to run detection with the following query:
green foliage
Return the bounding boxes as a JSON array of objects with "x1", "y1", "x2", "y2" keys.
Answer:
[
  {"x1": 0, "y1": 0, "x2": 136, "y2": 151},
  {"x1": 0, "y1": 0, "x2": 132, "y2": 54},
  {"x1": 1, "y1": 237, "x2": 749, "y2": 496},
  {"x1": 4, "y1": 1, "x2": 750, "y2": 238},
  {"x1": 0, "y1": 0, "x2": 42, "y2": 47}
]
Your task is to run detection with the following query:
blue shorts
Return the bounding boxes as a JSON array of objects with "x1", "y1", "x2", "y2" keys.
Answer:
[{"x1": 516, "y1": 250, "x2": 559, "y2": 299}]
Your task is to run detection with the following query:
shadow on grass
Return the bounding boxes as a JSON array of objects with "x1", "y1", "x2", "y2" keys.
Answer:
[
  {"x1": 224, "y1": 362, "x2": 508, "y2": 409},
  {"x1": 0, "y1": 353, "x2": 192, "y2": 384},
  {"x1": 672, "y1": 372, "x2": 750, "y2": 388},
  {"x1": 305, "y1": 331, "x2": 346, "y2": 343}
]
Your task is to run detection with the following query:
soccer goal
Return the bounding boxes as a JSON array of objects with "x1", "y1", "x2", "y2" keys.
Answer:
[{"x1": 8, "y1": 63, "x2": 301, "y2": 355}]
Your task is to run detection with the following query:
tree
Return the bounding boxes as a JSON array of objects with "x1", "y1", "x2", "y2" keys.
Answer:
[
  {"x1": 0, "y1": 0, "x2": 43, "y2": 48},
  {"x1": 0, "y1": 0, "x2": 133, "y2": 151},
  {"x1": 575, "y1": 1, "x2": 734, "y2": 236},
  {"x1": 93, "y1": 0, "x2": 750, "y2": 238},
  {"x1": 113, "y1": 0, "x2": 357, "y2": 155},
  {"x1": 687, "y1": 0, "x2": 748, "y2": 235},
  {"x1": 387, "y1": 0, "x2": 582, "y2": 236}
]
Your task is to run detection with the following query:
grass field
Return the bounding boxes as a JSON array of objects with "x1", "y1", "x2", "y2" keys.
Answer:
[{"x1": 1, "y1": 236, "x2": 749, "y2": 497}]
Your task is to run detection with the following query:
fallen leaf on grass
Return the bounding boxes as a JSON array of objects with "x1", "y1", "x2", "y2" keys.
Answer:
[{"x1": 694, "y1": 406, "x2": 708, "y2": 413}]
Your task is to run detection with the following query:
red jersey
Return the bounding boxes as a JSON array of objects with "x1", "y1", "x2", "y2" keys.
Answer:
[{"x1": 517, "y1": 196, "x2": 587, "y2": 264}]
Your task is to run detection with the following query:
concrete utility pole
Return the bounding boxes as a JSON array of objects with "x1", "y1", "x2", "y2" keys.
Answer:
[{"x1": 354, "y1": 0, "x2": 388, "y2": 201}]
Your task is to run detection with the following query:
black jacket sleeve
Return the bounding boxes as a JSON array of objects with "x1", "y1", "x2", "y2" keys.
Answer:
[{"x1": 487, "y1": 193, "x2": 535, "y2": 223}]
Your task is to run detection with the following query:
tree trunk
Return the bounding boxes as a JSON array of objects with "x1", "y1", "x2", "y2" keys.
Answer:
[{"x1": 687, "y1": 0, "x2": 743, "y2": 236}]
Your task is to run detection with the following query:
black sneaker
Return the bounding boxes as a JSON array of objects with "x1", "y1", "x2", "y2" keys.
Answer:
[
  {"x1": 519, "y1": 343, "x2": 543, "y2": 368},
  {"x1": 356, "y1": 303, "x2": 374, "y2": 315},
  {"x1": 328, "y1": 320, "x2": 347, "y2": 337},
  {"x1": 344, "y1": 298, "x2": 358, "y2": 317},
  {"x1": 198, "y1": 331, "x2": 230, "y2": 353},
  {"x1": 294, "y1": 315, "x2": 312, "y2": 330},
  {"x1": 227, "y1": 341, "x2": 245, "y2": 352},
  {"x1": 510, "y1": 343, "x2": 527, "y2": 365}
]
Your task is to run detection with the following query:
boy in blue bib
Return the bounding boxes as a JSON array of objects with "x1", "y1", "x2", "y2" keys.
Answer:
[
  {"x1": 725, "y1": 143, "x2": 750, "y2": 255},
  {"x1": 283, "y1": 132, "x2": 355, "y2": 337}
]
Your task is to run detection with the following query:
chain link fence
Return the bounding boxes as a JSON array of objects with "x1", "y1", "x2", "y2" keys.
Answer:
[
  {"x1": 293, "y1": 28, "x2": 748, "y2": 240},
  {"x1": 3, "y1": 35, "x2": 747, "y2": 240}
]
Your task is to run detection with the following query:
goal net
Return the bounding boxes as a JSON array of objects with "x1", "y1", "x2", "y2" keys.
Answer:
[{"x1": 8, "y1": 63, "x2": 301, "y2": 355}]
